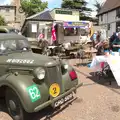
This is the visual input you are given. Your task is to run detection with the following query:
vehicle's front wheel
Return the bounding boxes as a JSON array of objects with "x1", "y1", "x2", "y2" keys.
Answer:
[{"x1": 5, "y1": 88, "x2": 28, "y2": 120}]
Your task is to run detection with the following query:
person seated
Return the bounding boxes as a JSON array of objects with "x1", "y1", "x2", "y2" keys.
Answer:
[
  {"x1": 109, "y1": 32, "x2": 118, "y2": 50},
  {"x1": 112, "y1": 32, "x2": 120, "y2": 52}
]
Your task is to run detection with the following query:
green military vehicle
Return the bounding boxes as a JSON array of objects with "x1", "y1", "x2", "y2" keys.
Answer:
[
  {"x1": 0, "y1": 26, "x2": 20, "y2": 34},
  {"x1": 0, "y1": 34, "x2": 82, "y2": 120}
]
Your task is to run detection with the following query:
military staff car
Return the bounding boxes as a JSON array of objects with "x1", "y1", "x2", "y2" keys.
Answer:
[{"x1": 0, "y1": 34, "x2": 82, "y2": 120}]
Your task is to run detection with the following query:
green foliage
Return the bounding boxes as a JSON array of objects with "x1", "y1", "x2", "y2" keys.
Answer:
[
  {"x1": 21, "y1": 0, "x2": 48, "y2": 17},
  {"x1": 61, "y1": 0, "x2": 93, "y2": 20},
  {"x1": 0, "y1": 16, "x2": 6, "y2": 25},
  {"x1": 61, "y1": 0, "x2": 92, "y2": 12},
  {"x1": 93, "y1": 0, "x2": 102, "y2": 13}
]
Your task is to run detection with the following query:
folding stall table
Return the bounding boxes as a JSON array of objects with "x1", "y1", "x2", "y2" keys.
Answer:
[{"x1": 90, "y1": 52, "x2": 120, "y2": 86}]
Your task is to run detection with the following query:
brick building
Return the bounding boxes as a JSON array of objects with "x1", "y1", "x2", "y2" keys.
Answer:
[{"x1": 11, "y1": 0, "x2": 25, "y2": 29}]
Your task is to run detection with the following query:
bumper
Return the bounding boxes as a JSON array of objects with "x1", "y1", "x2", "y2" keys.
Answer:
[{"x1": 34, "y1": 83, "x2": 83, "y2": 112}]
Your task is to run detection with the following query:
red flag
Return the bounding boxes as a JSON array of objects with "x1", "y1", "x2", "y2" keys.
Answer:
[{"x1": 51, "y1": 23, "x2": 56, "y2": 41}]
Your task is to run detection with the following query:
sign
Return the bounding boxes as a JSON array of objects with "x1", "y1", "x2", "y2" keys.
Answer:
[
  {"x1": 32, "y1": 24, "x2": 37, "y2": 33},
  {"x1": 49, "y1": 83, "x2": 60, "y2": 97},
  {"x1": 107, "y1": 56, "x2": 120, "y2": 86},
  {"x1": 6, "y1": 59, "x2": 34, "y2": 64},
  {"x1": 27, "y1": 84, "x2": 41, "y2": 102},
  {"x1": 55, "y1": 10, "x2": 72, "y2": 15},
  {"x1": 54, "y1": 93, "x2": 73, "y2": 108},
  {"x1": 63, "y1": 22, "x2": 89, "y2": 28}
]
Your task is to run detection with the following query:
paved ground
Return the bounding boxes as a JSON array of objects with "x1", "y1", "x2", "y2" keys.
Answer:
[{"x1": 1, "y1": 59, "x2": 120, "y2": 120}]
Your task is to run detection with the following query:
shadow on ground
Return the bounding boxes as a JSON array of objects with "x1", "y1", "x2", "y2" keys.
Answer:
[
  {"x1": 87, "y1": 72, "x2": 120, "y2": 89},
  {"x1": 0, "y1": 97, "x2": 77, "y2": 120},
  {"x1": 74, "y1": 66, "x2": 120, "y2": 89},
  {"x1": 29, "y1": 97, "x2": 77, "y2": 120}
]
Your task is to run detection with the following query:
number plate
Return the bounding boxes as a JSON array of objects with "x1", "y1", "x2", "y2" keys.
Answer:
[{"x1": 54, "y1": 93, "x2": 73, "y2": 108}]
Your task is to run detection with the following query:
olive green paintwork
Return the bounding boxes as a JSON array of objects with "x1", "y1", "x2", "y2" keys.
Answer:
[{"x1": 0, "y1": 34, "x2": 82, "y2": 113}]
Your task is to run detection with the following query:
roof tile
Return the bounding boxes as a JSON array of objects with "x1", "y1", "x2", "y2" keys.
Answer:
[
  {"x1": 98, "y1": 0, "x2": 120, "y2": 15},
  {"x1": 26, "y1": 10, "x2": 53, "y2": 21}
]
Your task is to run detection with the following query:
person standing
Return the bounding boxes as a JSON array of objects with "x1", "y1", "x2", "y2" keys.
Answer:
[
  {"x1": 94, "y1": 31, "x2": 104, "y2": 55},
  {"x1": 90, "y1": 31, "x2": 97, "y2": 48},
  {"x1": 109, "y1": 32, "x2": 118, "y2": 50},
  {"x1": 112, "y1": 32, "x2": 120, "y2": 52}
]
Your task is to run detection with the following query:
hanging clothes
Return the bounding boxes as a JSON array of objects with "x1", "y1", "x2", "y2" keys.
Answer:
[{"x1": 51, "y1": 23, "x2": 56, "y2": 45}]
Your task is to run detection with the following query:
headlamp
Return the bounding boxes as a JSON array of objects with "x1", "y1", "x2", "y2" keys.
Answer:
[{"x1": 33, "y1": 67, "x2": 45, "y2": 80}]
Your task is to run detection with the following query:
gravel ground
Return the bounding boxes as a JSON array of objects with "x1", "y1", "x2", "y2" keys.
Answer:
[{"x1": 1, "y1": 59, "x2": 120, "y2": 120}]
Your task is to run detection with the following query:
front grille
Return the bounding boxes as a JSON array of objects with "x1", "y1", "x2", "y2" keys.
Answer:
[{"x1": 47, "y1": 65, "x2": 63, "y2": 93}]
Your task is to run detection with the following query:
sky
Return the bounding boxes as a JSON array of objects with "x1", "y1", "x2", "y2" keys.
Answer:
[{"x1": 0, "y1": 0, "x2": 106, "y2": 17}]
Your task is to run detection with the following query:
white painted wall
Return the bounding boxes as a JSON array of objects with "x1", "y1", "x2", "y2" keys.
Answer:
[{"x1": 98, "y1": 9, "x2": 120, "y2": 37}]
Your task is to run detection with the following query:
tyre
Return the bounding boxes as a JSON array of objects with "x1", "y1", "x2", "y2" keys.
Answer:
[{"x1": 5, "y1": 88, "x2": 28, "y2": 120}]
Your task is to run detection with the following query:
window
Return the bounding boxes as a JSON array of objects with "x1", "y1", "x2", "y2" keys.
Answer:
[
  {"x1": 0, "y1": 40, "x2": 31, "y2": 55},
  {"x1": 6, "y1": 8, "x2": 10, "y2": 12},
  {"x1": 107, "y1": 24, "x2": 110, "y2": 30},
  {"x1": 116, "y1": 21, "x2": 120, "y2": 32},
  {"x1": 9, "y1": 29, "x2": 20, "y2": 34},
  {"x1": 80, "y1": 29, "x2": 88, "y2": 36},
  {"x1": 116, "y1": 8, "x2": 120, "y2": 18},
  {"x1": 64, "y1": 28, "x2": 79, "y2": 36}
]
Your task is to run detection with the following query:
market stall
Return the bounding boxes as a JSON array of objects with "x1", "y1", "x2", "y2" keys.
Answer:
[{"x1": 90, "y1": 52, "x2": 120, "y2": 86}]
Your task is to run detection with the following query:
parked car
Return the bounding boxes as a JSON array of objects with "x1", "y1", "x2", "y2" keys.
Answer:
[
  {"x1": 0, "y1": 34, "x2": 83, "y2": 120},
  {"x1": 0, "y1": 26, "x2": 21, "y2": 34}
]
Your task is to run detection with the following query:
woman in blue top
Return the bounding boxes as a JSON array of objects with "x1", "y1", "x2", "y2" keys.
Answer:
[
  {"x1": 112, "y1": 32, "x2": 120, "y2": 52},
  {"x1": 109, "y1": 32, "x2": 118, "y2": 50}
]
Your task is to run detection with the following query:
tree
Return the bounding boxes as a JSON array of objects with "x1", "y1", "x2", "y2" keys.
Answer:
[
  {"x1": 61, "y1": 0, "x2": 92, "y2": 20},
  {"x1": 21, "y1": 0, "x2": 48, "y2": 17},
  {"x1": 93, "y1": 0, "x2": 104, "y2": 25},
  {"x1": 0, "y1": 16, "x2": 6, "y2": 25},
  {"x1": 93, "y1": 0, "x2": 103, "y2": 13}
]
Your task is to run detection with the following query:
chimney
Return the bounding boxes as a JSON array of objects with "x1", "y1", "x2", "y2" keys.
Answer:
[{"x1": 11, "y1": 0, "x2": 20, "y2": 8}]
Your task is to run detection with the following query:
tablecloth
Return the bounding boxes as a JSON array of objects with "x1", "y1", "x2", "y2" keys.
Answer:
[{"x1": 90, "y1": 52, "x2": 120, "y2": 86}]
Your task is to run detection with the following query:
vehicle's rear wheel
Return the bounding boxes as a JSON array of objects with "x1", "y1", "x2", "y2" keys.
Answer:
[{"x1": 5, "y1": 88, "x2": 28, "y2": 120}]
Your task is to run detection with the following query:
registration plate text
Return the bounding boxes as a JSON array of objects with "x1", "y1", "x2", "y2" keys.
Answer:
[{"x1": 54, "y1": 93, "x2": 73, "y2": 108}]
